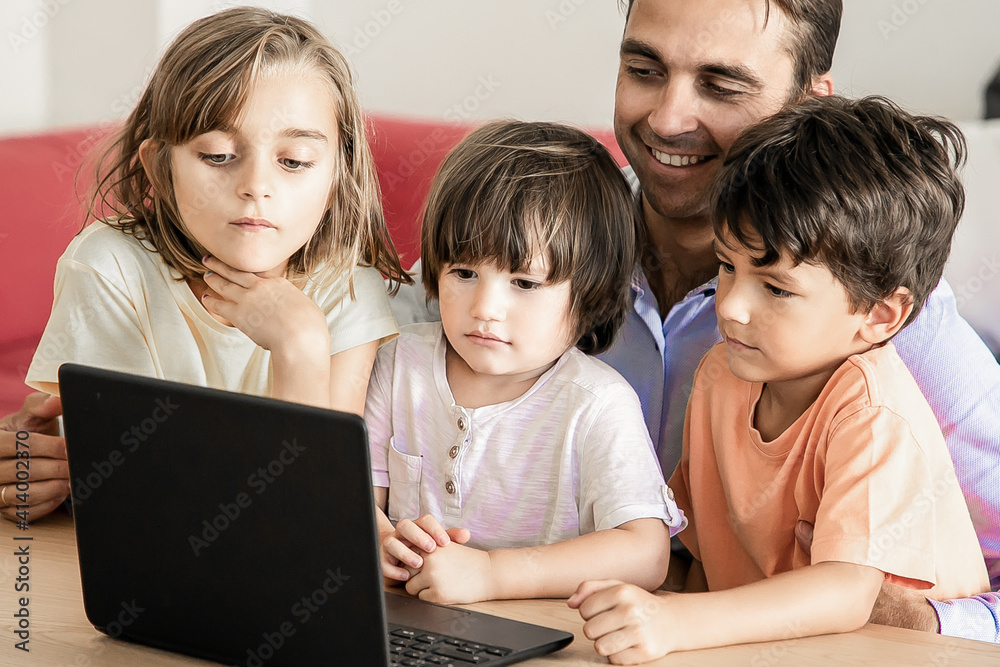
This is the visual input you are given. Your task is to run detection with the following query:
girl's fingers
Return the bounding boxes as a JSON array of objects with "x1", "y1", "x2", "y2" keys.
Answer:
[{"x1": 202, "y1": 255, "x2": 253, "y2": 288}]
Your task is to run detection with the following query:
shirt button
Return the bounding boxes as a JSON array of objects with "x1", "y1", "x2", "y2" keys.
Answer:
[
  {"x1": 449, "y1": 445, "x2": 460, "y2": 458},
  {"x1": 457, "y1": 417, "x2": 467, "y2": 431},
  {"x1": 667, "y1": 487, "x2": 675, "y2": 501},
  {"x1": 445, "y1": 481, "x2": 456, "y2": 494}
]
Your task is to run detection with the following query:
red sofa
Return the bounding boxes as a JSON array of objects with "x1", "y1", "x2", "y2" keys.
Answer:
[{"x1": 0, "y1": 117, "x2": 624, "y2": 416}]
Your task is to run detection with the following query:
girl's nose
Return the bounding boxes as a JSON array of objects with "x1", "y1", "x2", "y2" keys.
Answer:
[{"x1": 236, "y1": 155, "x2": 273, "y2": 200}]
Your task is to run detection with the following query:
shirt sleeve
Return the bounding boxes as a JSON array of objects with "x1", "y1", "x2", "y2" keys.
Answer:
[
  {"x1": 364, "y1": 339, "x2": 397, "y2": 488},
  {"x1": 316, "y1": 266, "x2": 400, "y2": 356},
  {"x1": 893, "y1": 279, "x2": 1000, "y2": 588},
  {"x1": 929, "y1": 592, "x2": 1000, "y2": 644},
  {"x1": 578, "y1": 381, "x2": 686, "y2": 536},
  {"x1": 25, "y1": 257, "x2": 155, "y2": 396},
  {"x1": 810, "y1": 406, "x2": 938, "y2": 588}
]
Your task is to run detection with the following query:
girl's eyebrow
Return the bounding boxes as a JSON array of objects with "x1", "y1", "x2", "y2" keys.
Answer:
[{"x1": 279, "y1": 128, "x2": 328, "y2": 143}]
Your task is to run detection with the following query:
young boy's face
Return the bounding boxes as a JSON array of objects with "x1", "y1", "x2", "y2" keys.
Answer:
[
  {"x1": 713, "y1": 230, "x2": 873, "y2": 387},
  {"x1": 437, "y1": 253, "x2": 578, "y2": 387}
]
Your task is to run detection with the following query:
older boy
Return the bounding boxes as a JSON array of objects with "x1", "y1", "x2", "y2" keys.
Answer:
[{"x1": 570, "y1": 95, "x2": 990, "y2": 663}]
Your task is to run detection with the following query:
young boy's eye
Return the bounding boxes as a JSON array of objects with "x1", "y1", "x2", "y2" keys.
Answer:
[
  {"x1": 513, "y1": 279, "x2": 540, "y2": 291},
  {"x1": 766, "y1": 284, "x2": 792, "y2": 298},
  {"x1": 199, "y1": 153, "x2": 233, "y2": 165},
  {"x1": 450, "y1": 268, "x2": 476, "y2": 280}
]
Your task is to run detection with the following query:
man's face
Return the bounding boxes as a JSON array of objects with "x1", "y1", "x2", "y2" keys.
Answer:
[{"x1": 615, "y1": 0, "x2": 802, "y2": 223}]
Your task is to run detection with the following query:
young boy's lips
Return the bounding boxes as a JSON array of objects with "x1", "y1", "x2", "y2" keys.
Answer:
[
  {"x1": 230, "y1": 217, "x2": 275, "y2": 231},
  {"x1": 466, "y1": 332, "x2": 510, "y2": 347}
]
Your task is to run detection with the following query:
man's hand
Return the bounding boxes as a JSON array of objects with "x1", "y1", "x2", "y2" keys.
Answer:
[
  {"x1": 794, "y1": 519, "x2": 940, "y2": 632},
  {"x1": 379, "y1": 513, "x2": 470, "y2": 582},
  {"x1": 0, "y1": 393, "x2": 70, "y2": 523},
  {"x1": 405, "y1": 540, "x2": 494, "y2": 605},
  {"x1": 568, "y1": 580, "x2": 678, "y2": 665}
]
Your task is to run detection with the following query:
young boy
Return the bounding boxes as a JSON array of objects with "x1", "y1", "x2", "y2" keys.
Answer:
[
  {"x1": 569, "y1": 96, "x2": 991, "y2": 663},
  {"x1": 365, "y1": 120, "x2": 686, "y2": 605}
]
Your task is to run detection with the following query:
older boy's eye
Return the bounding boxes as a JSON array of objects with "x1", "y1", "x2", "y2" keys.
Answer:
[
  {"x1": 199, "y1": 153, "x2": 233, "y2": 165},
  {"x1": 718, "y1": 261, "x2": 735, "y2": 274},
  {"x1": 766, "y1": 284, "x2": 792, "y2": 298}
]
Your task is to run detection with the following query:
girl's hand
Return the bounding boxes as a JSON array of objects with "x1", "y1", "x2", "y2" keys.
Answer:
[
  {"x1": 569, "y1": 580, "x2": 679, "y2": 665},
  {"x1": 405, "y1": 540, "x2": 493, "y2": 605},
  {"x1": 200, "y1": 255, "x2": 329, "y2": 358}
]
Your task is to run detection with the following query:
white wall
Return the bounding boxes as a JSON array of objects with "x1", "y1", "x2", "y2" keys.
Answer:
[{"x1": 3, "y1": 0, "x2": 1000, "y2": 135}]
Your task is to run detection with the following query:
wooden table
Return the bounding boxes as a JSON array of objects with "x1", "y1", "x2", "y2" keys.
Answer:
[{"x1": 3, "y1": 514, "x2": 999, "y2": 666}]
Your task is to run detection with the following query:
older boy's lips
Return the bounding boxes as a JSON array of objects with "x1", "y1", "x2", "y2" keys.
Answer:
[
  {"x1": 725, "y1": 335, "x2": 757, "y2": 351},
  {"x1": 230, "y1": 217, "x2": 275, "y2": 231}
]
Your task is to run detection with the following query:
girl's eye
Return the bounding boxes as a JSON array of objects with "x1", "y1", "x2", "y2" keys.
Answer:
[
  {"x1": 199, "y1": 153, "x2": 233, "y2": 165},
  {"x1": 766, "y1": 284, "x2": 792, "y2": 298},
  {"x1": 280, "y1": 158, "x2": 314, "y2": 170},
  {"x1": 513, "y1": 279, "x2": 540, "y2": 291}
]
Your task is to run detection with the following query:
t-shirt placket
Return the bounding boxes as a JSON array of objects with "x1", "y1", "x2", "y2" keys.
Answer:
[{"x1": 443, "y1": 407, "x2": 470, "y2": 518}]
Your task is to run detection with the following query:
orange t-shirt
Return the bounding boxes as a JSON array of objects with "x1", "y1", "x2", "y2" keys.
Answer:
[{"x1": 669, "y1": 342, "x2": 989, "y2": 600}]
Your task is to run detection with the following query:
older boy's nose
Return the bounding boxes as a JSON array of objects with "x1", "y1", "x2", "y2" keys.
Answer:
[{"x1": 715, "y1": 281, "x2": 751, "y2": 325}]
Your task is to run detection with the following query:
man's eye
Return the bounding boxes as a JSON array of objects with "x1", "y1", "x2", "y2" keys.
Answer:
[
  {"x1": 624, "y1": 64, "x2": 658, "y2": 78},
  {"x1": 705, "y1": 82, "x2": 742, "y2": 98}
]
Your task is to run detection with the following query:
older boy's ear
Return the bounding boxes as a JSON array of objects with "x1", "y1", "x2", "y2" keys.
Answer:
[{"x1": 860, "y1": 288, "x2": 913, "y2": 344}]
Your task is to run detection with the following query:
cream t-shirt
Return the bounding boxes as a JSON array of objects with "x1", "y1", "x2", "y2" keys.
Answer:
[{"x1": 27, "y1": 223, "x2": 399, "y2": 397}]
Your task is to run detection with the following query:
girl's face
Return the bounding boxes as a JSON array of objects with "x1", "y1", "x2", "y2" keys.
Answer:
[
  {"x1": 169, "y1": 68, "x2": 340, "y2": 276},
  {"x1": 438, "y1": 253, "x2": 579, "y2": 390}
]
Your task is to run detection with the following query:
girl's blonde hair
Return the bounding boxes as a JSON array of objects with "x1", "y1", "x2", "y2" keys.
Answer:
[{"x1": 90, "y1": 6, "x2": 409, "y2": 290}]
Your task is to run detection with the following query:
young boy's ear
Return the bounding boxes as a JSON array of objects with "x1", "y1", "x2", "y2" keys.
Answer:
[{"x1": 860, "y1": 288, "x2": 913, "y2": 344}]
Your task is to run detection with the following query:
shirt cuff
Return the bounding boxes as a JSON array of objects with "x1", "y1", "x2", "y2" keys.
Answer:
[
  {"x1": 596, "y1": 486, "x2": 688, "y2": 537},
  {"x1": 929, "y1": 593, "x2": 1000, "y2": 644}
]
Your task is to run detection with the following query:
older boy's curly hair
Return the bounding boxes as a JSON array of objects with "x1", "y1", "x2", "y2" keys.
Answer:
[
  {"x1": 712, "y1": 95, "x2": 966, "y2": 328},
  {"x1": 421, "y1": 120, "x2": 640, "y2": 355}
]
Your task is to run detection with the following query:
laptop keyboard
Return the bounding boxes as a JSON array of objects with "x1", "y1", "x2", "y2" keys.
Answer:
[{"x1": 388, "y1": 626, "x2": 513, "y2": 665}]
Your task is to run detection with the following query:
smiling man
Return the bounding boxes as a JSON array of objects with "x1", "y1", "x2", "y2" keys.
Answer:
[{"x1": 592, "y1": 0, "x2": 1000, "y2": 646}]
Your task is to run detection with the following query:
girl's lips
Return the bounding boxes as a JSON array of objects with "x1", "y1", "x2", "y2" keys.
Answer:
[{"x1": 230, "y1": 217, "x2": 275, "y2": 231}]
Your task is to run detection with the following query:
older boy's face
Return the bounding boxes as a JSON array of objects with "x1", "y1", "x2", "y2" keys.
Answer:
[
  {"x1": 615, "y1": 0, "x2": 802, "y2": 223},
  {"x1": 713, "y1": 231, "x2": 871, "y2": 389}
]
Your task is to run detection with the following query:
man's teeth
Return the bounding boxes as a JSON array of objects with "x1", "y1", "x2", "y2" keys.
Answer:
[{"x1": 652, "y1": 148, "x2": 703, "y2": 167}]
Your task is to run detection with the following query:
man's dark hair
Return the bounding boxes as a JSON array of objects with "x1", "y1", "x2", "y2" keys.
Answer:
[
  {"x1": 421, "y1": 120, "x2": 640, "y2": 355},
  {"x1": 622, "y1": 0, "x2": 843, "y2": 95},
  {"x1": 712, "y1": 95, "x2": 966, "y2": 328}
]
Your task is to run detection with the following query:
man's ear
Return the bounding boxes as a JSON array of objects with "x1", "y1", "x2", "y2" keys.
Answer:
[
  {"x1": 860, "y1": 287, "x2": 913, "y2": 344},
  {"x1": 809, "y1": 72, "x2": 834, "y2": 97}
]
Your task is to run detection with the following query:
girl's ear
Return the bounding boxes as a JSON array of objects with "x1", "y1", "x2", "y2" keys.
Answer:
[
  {"x1": 860, "y1": 287, "x2": 913, "y2": 345},
  {"x1": 138, "y1": 139, "x2": 161, "y2": 193}
]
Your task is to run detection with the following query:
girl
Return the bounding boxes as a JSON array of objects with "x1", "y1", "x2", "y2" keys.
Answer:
[
  {"x1": 366, "y1": 120, "x2": 686, "y2": 605},
  {"x1": 26, "y1": 7, "x2": 407, "y2": 416}
]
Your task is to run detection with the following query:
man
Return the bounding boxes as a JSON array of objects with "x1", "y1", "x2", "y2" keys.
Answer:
[{"x1": 3, "y1": 0, "x2": 998, "y2": 644}]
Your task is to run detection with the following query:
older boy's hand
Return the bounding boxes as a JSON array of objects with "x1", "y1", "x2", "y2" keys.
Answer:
[
  {"x1": 794, "y1": 519, "x2": 940, "y2": 632},
  {"x1": 568, "y1": 580, "x2": 677, "y2": 664},
  {"x1": 405, "y1": 541, "x2": 494, "y2": 605},
  {"x1": 0, "y1": 393, "x2": 70, "y2": 523},
  {"x1": 380, "y1": 514, "x2": 470, "y2": 582}
]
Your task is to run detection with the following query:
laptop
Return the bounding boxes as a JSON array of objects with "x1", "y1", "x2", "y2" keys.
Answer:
[{"x1": 58, "y1": 363, "x2": 573, "y2": 666}]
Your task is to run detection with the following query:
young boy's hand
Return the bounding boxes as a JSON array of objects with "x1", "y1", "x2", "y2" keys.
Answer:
[
  {"x1": 405, "y1": 541, "x2": 494, "y2": 605},
  {"x1": 568, "y1": 580, "x2": 678, "y2": 665},
  {"x1": 380, "y1": 514, "x2": 470, "y2": 582}
]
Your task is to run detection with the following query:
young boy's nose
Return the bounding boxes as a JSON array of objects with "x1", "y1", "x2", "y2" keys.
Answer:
[{"x1": 469, "y1": 281, "x2": 506, "y2": 322}]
